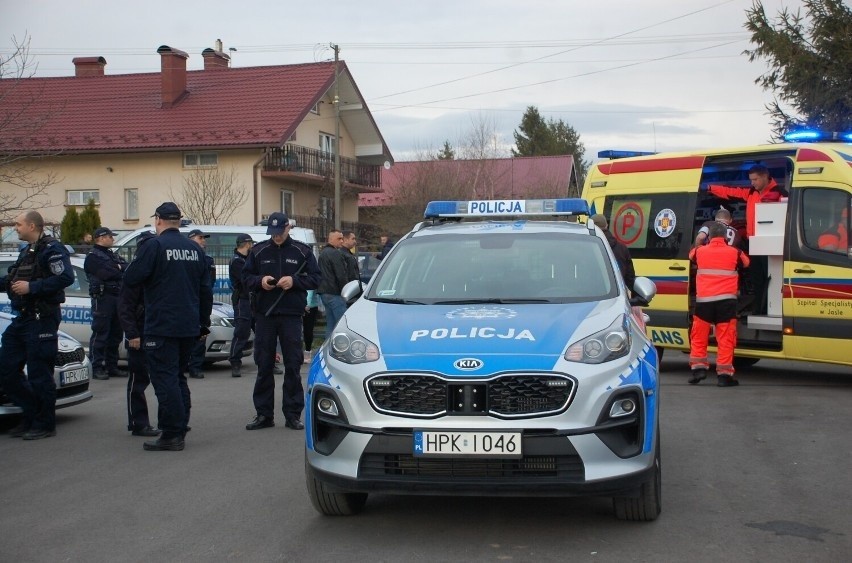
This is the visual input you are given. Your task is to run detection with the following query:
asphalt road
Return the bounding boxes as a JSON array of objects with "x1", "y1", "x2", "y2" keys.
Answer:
[{"x1": 1, "y1": 354, "x2": 850, "y2": 562}]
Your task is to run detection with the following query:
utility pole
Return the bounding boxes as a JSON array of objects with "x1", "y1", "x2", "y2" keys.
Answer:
[{"x1": 332, "y1": 43, "x2": 341, "y2": 230}]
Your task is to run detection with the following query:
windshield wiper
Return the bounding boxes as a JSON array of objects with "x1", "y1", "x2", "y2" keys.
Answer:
[
  {"x1": 369, "y1": 297, "x2": 426, "y2": 304},
  {"x1": 432, "y1": 298, "x2": 550, "y2": 304}
]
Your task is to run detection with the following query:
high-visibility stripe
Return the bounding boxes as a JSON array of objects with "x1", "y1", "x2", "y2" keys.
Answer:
[
  {"x1": 696, "y1": 293, "x2": 738, "y2": 302},
  {"x1": 696, "y1": 268, "x2": 738, "y2": 276}
]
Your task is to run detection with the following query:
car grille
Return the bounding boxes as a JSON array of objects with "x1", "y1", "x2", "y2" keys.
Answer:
[
  {"x1": 366, "y1": 373, "x2": 575, "y2": 418},
  {"x1": 359, "y1": 435, "x2": 584, "y2": 481},
  {"x1": 56, "y1": 347, "x2": 86, "y2": 367}
]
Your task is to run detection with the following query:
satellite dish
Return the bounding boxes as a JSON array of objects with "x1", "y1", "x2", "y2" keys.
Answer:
[{"x1": 383, "y1": 161, "x2": 391, "y2": 170}]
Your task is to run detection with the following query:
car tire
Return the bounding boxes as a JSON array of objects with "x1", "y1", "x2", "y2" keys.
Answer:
[
  {"x1": 612, "y1": 436, "x2": 661, "y2": 522},
  {"x1": 305, "y1": 455, "x2": 367, "y2": 516}
]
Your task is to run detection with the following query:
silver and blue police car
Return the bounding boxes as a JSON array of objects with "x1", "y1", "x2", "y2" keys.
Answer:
[{"x1": 304, "y1": 199, "x2": 660, "y2": 521}]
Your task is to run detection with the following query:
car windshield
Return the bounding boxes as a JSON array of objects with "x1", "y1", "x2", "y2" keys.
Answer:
[{"x1": 366, "y1": 231, "x2": 617, "y2": 304}]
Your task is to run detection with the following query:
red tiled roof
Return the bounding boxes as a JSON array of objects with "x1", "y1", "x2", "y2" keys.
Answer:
[
  {"x1": 0, "y1": 61, "x2": 339, "y2": 153},
  {"x1": 359, "y1": 155, "x2": 577, "y2": 207}
]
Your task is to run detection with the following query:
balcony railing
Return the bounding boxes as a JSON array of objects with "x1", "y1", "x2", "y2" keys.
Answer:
[{"x1": 264, "y1": 144, "x2": 381, "y2": 190}]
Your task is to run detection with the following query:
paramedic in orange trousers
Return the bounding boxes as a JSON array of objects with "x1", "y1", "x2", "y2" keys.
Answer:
[
  {"x1": 688, "y1": 222, "x2": 750, "y2": 387},
  {"x1": 699, "y1": 164, "x2": 783, "y2": 314}
]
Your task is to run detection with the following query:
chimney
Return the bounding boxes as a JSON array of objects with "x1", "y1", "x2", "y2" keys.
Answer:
[
  {"x1": 202, "y1": 46, "x2": 230, "y2": 71},
  {"x1": 72, "y1": 57, "x2": 106, "y2": 77},
  {"x1": 157, "y1": 45, "x2": 189, "y2": 108}
]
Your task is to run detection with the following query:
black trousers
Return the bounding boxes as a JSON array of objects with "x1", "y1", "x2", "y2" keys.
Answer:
[
  {"x1": 252, "y1": 314, "x2": 304, "y2": 420},
  {"x1": 229, "y1": 296, "x2": 253, "y2": 365},
  {"x1": 126, "y1": 344, "x2": 160, "y2": 431},
  {"x1": 90, "y1": 293, "x2": 123, "y2": 372},
  {"x1": 145, "y1": 336, "x2": 194, "y2": 440}
]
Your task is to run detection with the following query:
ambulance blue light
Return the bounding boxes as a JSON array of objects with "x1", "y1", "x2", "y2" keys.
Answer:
[
  {"x1": 597, "y1": 150, "x2": 657, "y2": 160},
  {"x1": 783, "y1": 129, "x2": 852, "y2": 143},
  {"x1": 424, "y1": 198, "x2": 589, "y2": 219}
]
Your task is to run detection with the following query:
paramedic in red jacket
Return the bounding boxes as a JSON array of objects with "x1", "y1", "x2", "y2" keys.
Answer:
[
  {"x1": 688, "y1": 222, "x2": 751, "y2": 387},
  {"x1": 700, "y1": 164, "x2": 783, "y2": 315}
]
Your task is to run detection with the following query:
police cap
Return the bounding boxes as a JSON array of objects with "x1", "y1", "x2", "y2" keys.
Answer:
[
  {"x1": 151, "y1": 201, "x2": 183, "y2": 220},
  {"x1": 93, "y1": 227, "x2": 117, "y2": 238},
  {"x1": 187, "y1": 229, "x2": 209, "y2": 239},
  {"x1": 266, "y1": 212, "x2": 289, "y2": 235},
  {"x1": 236, "y1": 233, "x2": 253, "y2": 245}
]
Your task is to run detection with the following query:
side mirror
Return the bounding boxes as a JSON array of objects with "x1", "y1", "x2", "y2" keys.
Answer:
[
  {"x1": 629, "y1": 277, "x2": 657, "y2": 307},
  {"x1": 341, "y1": 279, "x2": 364, "y2": 304}
]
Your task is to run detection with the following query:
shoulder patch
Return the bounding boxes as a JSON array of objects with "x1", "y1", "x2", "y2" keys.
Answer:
[{"x1": 49, "y1": 257, "x2": 66, "y2": 275}]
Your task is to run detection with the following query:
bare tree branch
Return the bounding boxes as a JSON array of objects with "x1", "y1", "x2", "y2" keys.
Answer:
[{"x1": 168, "y1": 165, "x2": 249, "y2": 224}]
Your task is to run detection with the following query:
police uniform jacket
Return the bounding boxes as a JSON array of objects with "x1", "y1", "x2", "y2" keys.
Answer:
[
  {"x1": 317, "y1": 244, "x2": 349, "y2": 295},
  {"x1": 123, "y1": 228, "x2": 213, "y2": 338},
  {"x1": 229, "y1": 251, "x2": 248, "y2": 301},
  {"x1": 84, "y1": 244, "x2": 127, "y2": 295},
  {"x1": 242, "y1": 237, "x2": 320, "y2": 316},
  {"x1": 118, "y1": 282, "x2": 144, "y2": 340},
  {"x1": 0, "y1": 234, "x2": 74, "y2": 314}
]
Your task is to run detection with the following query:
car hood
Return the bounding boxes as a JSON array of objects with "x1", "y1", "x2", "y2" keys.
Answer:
[{"x1": 347, "y1": 300, "x2": 619, "y2": 374}]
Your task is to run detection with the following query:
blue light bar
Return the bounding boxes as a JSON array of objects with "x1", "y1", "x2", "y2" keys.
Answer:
[
  {"x1": 597, "y1": 150, "x2": 657, "y2": 159},
  {"x1": 424, "y1": 198, "x2": 590, "y2": 219},
  {"x1": 783, "y1": 129, "x2": 852, "y2": 143}
]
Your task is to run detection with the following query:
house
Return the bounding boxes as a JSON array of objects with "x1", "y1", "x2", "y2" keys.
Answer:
[
  {"x1": 0, "y1": 43, "x2": 392, "y2": 235},
  {"x1": 358, "y1": 155, "x2": 579, "y2": 238}
]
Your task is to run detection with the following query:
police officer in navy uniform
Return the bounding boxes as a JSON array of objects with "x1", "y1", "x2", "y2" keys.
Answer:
[
  {"x1": 117, "y1": 231, "x2": 161, "y2": 437},
  {"x1": 0, "y1": 211, "x2": 74, "y2": 440},
  {"x1": 242, "y1": 212, "x2": 320, "y2": 430},
  {"x1": 185, "y1": 229, "x2": 215, "y2": 379},
  {"x1": 228, "y1": 233, "x2": 254, "y2": 377},
  {"x1": 123, "y1": 202, "x2": 213, "y2": 451},
  {"x1": 84, "y1": 226, "x2": 129, "y2": 380}
]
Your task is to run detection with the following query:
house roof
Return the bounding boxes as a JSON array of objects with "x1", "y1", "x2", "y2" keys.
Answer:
[
  {"x1": 0, "y1": 57, "x2": 391, "y2": 159},
  {"x1": 359, "y1": 155, "x2": 577, "y2": 207}
]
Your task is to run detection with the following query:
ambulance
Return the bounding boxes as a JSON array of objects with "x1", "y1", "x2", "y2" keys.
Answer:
[{"x1": 582, "y1": 130, "x2": 852, "y2": 368}]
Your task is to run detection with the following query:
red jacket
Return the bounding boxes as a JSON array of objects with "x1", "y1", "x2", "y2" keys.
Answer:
[
  {"x1": 708, "y1": 179, "x2": 783, "y2": 237},
  {"x1": 689, "y1": 238, "x2": 750, "y2": 302}
]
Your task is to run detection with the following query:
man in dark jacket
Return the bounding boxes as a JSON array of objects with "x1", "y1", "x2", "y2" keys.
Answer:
[
  {"x1": 84, "y1": 226, "x2": 129, "y2": 380},
  {"x1": 228, "y1": 233, "x2": 254, "y2": 377},
  {"x1": 591, "y1": 214, "x2": 636, "y2": 292},
  {"x1": 241, "y1": 212, "x2": 320, "y2": 431},
  {"x1": 376, "y1": 235, "x2": 394, "y2": 261},
  {"x1": 117, "y1": 232, "x2": 160, "y2": 437},
  {"x1": 317, "y1": 230, "x2": 349, "y2": 338},
  {"x1": 123, "y1": 202, "x2": 213, "y2": 451}
]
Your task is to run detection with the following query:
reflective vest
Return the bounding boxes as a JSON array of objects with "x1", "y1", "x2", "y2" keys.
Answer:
[{"x1": 689, "y1": 238, "x2": 750, "y2": 302}]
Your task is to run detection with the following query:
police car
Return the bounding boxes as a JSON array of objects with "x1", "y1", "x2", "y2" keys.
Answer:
[
  {"x1": 304, "y1": 198, "x2": 661, "y2": 521},
  {"x1": 0, "y1": 311, "x2": 93, "y2": 415},
  {"x1": 0, "y1": 254, "x2": 249, "y2": 364}
]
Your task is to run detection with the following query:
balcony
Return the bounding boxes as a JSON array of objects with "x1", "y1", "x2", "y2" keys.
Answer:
[{"x1": 263, "y1": 144, "x2": 382, "y2": 192}]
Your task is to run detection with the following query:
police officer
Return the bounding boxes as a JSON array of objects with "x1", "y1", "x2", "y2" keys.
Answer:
[
  {"x1": 0, "y1": 210, "x2": 74, "y2": 440},
  {"x1": 84, "y1": 226, "x2": 129, "y2": 380},
  {"x1": 185, "y1": 229, "x2": 215, "y2": 379},
  {"x1": 242, "y1": 212, "x2": 320, "y2": 431},
  {"x1": 117, "y1": 232, "x2": 161, "y2": 437},
  {"x1": 123, "y1": 202, "x2": 213, "y2": 451},
  {"x1": 228, "y1": 233, "x2": 254, "y2": 377}
]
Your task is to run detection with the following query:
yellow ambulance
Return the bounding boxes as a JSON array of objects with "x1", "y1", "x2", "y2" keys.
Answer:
[{"x1": 582, "y1": 131, "x2": 852, "y2": 368}]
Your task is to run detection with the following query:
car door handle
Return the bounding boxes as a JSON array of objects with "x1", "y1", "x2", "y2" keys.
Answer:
[
  {"x1": 669, "y1": 265, "x2": 686, "y2": 271},
  {"x1": 794, "y1": 267, "x2": 815, "y2": 274}
]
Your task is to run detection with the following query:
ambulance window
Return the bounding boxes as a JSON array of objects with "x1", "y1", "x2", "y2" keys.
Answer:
[
  {"x1": 801, "y1": 188, "x2": 850, "y2": 255},
  {"x1": 603, "y1": 194, "x2": 690, "y2": 260}
]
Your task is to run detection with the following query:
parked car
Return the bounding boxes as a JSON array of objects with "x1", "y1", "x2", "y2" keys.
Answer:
[
  {"x1": 0, "y1": 311, "x2": 93, "y2": 416},
  {"x1": 0, "y1": 253, "x2": 251, "y2": 365},
  {"x1": 356, "y1": 252, "x2": 382, "y2": 284}
]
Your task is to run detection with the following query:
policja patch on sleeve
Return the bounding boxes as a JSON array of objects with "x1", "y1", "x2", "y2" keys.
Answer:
[{"x1": 49, "y1": 257, "x2": 66, "y2": 275}]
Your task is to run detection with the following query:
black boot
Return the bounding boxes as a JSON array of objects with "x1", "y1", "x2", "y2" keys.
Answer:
[
  {"x1": 231, "y1": 362, "x2": 241, "y2": 377},
  {"x1": 688, "y1": 369, "x2": 707, "y2": 384},
  {"x1": 93, "y1": 369, "x2": 109, "y2": 380}
]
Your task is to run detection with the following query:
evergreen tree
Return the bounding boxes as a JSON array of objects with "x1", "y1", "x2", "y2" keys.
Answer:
[
  {"x1": 78, "y1": 199, "x2": 102, "y2": 240},
  {"x1": 436, "y1": 140, "x2": 455, "y2": 160},
  {"x1": 512, "y1": 105, "x2": 589, "y2": 186},
  {"x1": 60, "y1": 206, "x2": 81, "y2": 244},
  {"x1": 745, "y1": 0, "x2": 852, "y2": 138}
]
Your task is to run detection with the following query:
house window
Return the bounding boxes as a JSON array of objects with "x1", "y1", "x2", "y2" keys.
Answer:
[
  {"x1": 183, "y1": 152, "x2": 218, "y2": 168},
  {"x1": 280, "y1": 190, "x2": 294, "y2": 217},
  {"x1": 319, "y1": 133, "x2": 335, "y2": 155},
  {"x1": 310, "y1": 103, "x2": 319, "y2": 115},
  {"x1": 124, "y1": 189, "x2": 139, "y2": 220},
  {"x1": 66, "y1": 190, "x2": 99, "y2": 206},
  {"x1": 319, "y1": 196, "x2": 333, "y2": 219}
]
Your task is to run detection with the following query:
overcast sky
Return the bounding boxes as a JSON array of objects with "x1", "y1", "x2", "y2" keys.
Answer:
[{"x1": 2, "y1": 0, "x2": 806, "y2": 163}]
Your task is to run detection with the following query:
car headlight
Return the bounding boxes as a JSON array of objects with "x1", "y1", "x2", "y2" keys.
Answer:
[
  {"x1": 329, "y1": 322, "x2": 380, "y2": 364},
  {"x1": 564, "y1": 314, "x2": 631, "y2": 364}
]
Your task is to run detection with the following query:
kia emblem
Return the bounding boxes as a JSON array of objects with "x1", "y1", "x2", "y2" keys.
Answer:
[{"x1": 454, "y1": 358, "x2": 483, "y2": 371}]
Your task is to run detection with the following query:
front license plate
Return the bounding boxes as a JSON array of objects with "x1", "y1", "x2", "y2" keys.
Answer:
[
  {"x1": 60, "y1": 367, "x2": 89, "y2": 386},
  {"x1": 413, "y1": 430, "x2": 522, "y2": 458}
]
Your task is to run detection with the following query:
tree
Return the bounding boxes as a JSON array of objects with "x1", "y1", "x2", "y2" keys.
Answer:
[
  {"x1": 0, "y1": 34, "x2": 62, "y2": 221},
  {"x1": 59, "y1": 206, "x2": 82, "y2": 244},
  {"x1": 436, "y1": 140, "x2": 455, "y2": 160},
  {"x1": 78, "y1": 199, "x2": 101, "y2": 238},
  {"x1": 512, "y1": 106, "x2": 589, "y2": 187},
  {"x1": 745, "y1": 0, "x2": 852, "y2": 138},
  {"x1": 169, "y1": 165, "x2": 248, "y2": 224}
]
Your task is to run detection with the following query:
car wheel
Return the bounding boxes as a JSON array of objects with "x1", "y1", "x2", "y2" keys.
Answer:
[
  {"x1": 612, "y1": 436, "x2": 661, "y2": 522},
  {"x1": 305, "y1": 455, "x2": 367, "y2": 516},
  {"x1": 733, "y1": 356, "x2": 760, "y2": 369}
]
